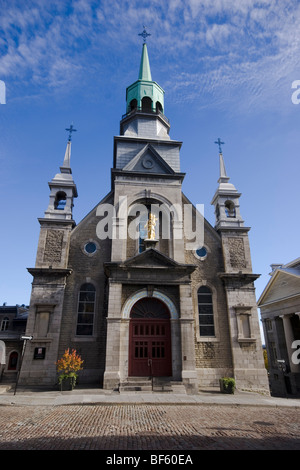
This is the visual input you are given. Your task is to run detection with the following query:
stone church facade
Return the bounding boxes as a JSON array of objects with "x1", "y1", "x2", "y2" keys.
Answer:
[{"x1": 19, "y1": 43, "x2": 269, "y2": 394}]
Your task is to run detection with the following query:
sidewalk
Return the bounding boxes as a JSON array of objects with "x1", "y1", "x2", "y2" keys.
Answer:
[{"x1": 1, "y1": 384, "x2": 300, "y2": 408}]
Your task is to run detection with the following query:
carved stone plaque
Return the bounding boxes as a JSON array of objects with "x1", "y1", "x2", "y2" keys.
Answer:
[
  {"x1": 43, "y1": 230, "x2": 64, "y2": 263},
  {"x1": 228, "y1": 237, "x2": 246, "y2": 269}
]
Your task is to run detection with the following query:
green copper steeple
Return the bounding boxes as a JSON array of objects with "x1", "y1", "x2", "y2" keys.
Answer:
[
  {"x1": 125, "y1": 42, "x2": 165, "y2": 115},
  {"x1": 138, "y1": 43, "x2": 152, "y2": 81}
]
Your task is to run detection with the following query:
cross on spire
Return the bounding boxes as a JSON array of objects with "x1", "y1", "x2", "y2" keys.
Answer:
[
  {"x1": 65, "y1": 123, "x2": 77, "y2": 142},
  {"x1": 214, "y1": 137, "x2": 225, "y2": 154},
  {"x1": 138, "y1": 26, "x2": 151, "y2": 43}
]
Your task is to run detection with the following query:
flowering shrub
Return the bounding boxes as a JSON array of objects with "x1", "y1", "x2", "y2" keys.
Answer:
[
  {"x1": 220, "y1": 377, "x2": 235, "y2": 394},
  {"x1": 55, "y1": 348, "x2": 84, "y2": 388}
]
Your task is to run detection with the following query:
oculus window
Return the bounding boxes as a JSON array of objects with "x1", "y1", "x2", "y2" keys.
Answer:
[
  {"x1": 84, "y1": 242, "x2": 97, "y2": 254},
  {"x1": 195, "y1": 247, "x2": 207, "y2": 260}
]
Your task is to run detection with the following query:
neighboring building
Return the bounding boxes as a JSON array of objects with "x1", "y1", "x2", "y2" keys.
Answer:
[
  {"x1": 19, "y1": 41, "x2": 269, "y2": 394},
  {"x1": 0, "y1": 304, "x2": 28, "y2": 381},
  {"x1": 258, "y1": 259, "x2": 300, "y2": 397}
]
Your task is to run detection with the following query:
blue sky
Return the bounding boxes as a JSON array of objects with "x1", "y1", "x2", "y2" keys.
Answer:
[{"x1": 0, "y1": 0, "x2": 300, "y2": 333}]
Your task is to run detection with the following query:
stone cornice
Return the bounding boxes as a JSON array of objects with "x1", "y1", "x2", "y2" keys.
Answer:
[{"x1": 27, "y1": 268, "x2": 73, "y2": 277}]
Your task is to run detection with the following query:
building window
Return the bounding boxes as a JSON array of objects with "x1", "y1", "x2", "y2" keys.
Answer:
[
  {"x1": 240, "y1": 313, "x2": 251, "y2": 338},
  {"x1": 156, "y1": 101, "x2": 163, "y2": 112},
  {"x1": 225, "y1": 200, "x2": 236, "y2": 217},
  {"x1": 142, "y1": 96, "x2": 152, "y2": 112},
  {"x1": 0, "y1": 317, "x2": 9, "y2": 331},
  {"x1": 198, "y1": 286, "x2": 215, "y2": 336},
  {"x1": 129, "y1": 99, "x2": 137, "y2": 112},
  {"x1": 54, "y1": 191, "x2": 66, "y2": 210},
  {"x1": 76, "y1": 283, "x2": 96, "y2": 336},
  {"x1": 84, "y1": 242, "x2": 97, "y2": 255},
  {"x1": 266, "y1": 319, "x2": 272, "y2": 331},
  {"x1": 8, "y1": 351, "x2": 18, "y2": 370},
  {"x1": 195, "y1": 246, "x2": 207, "y2": 260}
]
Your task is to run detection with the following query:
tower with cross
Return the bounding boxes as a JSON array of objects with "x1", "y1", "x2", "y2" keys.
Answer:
[
  {"x1": 125, "y1": 27, "x2": 165, "y2": 116},
  {"x1": 20, "y1": 127, "x2": 78, "y2": 387},
  {"x1": 211, "y1": 137, "x2": 243, "y2": 230}
]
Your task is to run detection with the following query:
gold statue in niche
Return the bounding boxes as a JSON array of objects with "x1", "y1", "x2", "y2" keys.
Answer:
[{"x1": 145, "y1": 213, "x2": 157, "y2": 240}]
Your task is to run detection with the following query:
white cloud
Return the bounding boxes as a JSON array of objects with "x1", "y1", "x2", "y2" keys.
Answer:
[{"x1": 0, "y1": 0, "x2": 299, "y2": 112}]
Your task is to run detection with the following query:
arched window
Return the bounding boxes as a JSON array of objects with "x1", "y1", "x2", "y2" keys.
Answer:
[
  {"x1": 142, "y1": 96, "x2": 152, "y2": 112},
  {"x1": 54, "y1": 191, "x2": 67, "y2": 210},
  {"x1": 225, "y1": 200, "x2": 236, "y2": 218},
  {"x1": 0, "y1": 317, "x2": 9, "y2": 331},
  {"x1": 129, "y1": 99, "x2": 137, "y2": 112},
  {"x1": 131, "y1": 298, "x2": 170, "y2": 319},
  {"x1": 156, "y1": 101, "x2": 162, "y2": 113},
  {"x1": 198, "y1": 286, "x2": 215, "y2": 336},
  {"x1": 8, "y1": 351, "x2": 18, "y2": 370},
  {"x1": 76, "y1": 283, "x2": 96, "y2": 336}
]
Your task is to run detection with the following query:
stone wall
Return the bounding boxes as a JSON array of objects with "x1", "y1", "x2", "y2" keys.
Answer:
[
  {"x1": 57, "y1": 202, "x2": 113, "y2": 385},
  {"x1": 184, "y1": 214, "x2": 234, "y2": 387}
]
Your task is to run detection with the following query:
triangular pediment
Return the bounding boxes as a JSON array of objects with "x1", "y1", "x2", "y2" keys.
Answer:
[
  {"x1": 258, "y1": 268, "x2": 300, "y2": 306},
  {"x1": 122, "y1": 144, "x2": 175, "y2": 174},
  {"x1": 124, "y1": 248, "x2": 180, "y2": 268},
  {"x1": 104, "y1": 249, "x2": 197, "y2": 278}
]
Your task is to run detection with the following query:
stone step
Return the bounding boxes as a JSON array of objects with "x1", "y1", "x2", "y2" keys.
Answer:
[
  {"x1": 119, "y1": 378, "x2": 187, "y2": 394},
  {"x1": 119, "y1": 377, "x2": 152, "y2": 392},
  {"x1": 120, "y1": 385, "x2": 153, "y2": 392}
]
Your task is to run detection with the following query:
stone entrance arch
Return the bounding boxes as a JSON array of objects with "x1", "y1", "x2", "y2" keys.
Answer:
[
  {"x1": 120, "y1": 289, "x2": 181, "y2": 381},
  {"x1": 129, "y1": 297, "x2": 172, "y2": 377}
]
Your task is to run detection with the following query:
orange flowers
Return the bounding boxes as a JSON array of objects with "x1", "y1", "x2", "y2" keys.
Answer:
[{"x1": 55, "y1": 349, "x2": 84, "y2": 387}]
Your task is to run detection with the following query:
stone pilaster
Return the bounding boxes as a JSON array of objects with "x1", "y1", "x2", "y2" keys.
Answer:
[
  {"x1": 179, "y1": 284, "x2": 197, "y2": 393},
  {"x1": 103, "y1": 282, "x2": 122, "y2": 390}
]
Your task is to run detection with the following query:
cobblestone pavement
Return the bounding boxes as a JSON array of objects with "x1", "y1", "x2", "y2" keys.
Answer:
[{"x1": 0, "y1": 403, "x2": 299, "y2": 450}]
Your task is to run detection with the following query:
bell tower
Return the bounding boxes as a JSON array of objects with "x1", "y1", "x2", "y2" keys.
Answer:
[
  {"x1": 44, "y1": 125, "x2": 78, "y2": 222},
  {"x1": 103, "y1": 31, "x2": 198, "y2": 392},
  {"x1": 211, "y1": 138, "x2": 244, "y2": 233},
  {"x1": 211, "y1": 140, "x2": 269, "y2": 392},
  {"x1": 19, "y1": 127, "x2": 78, "y2": 386}
]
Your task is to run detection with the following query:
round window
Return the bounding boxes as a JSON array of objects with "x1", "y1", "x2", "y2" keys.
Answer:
[
  {"x1": 195, "y1": 247, "x2": 207, "y2": 259},
  {"x1": 84, "y1": 242, "x2": 97, "y2": 254}
]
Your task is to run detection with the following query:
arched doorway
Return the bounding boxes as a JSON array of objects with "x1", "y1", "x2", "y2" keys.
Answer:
[
  {"x1": 129, "y1": 297, "x2": 172, "y2": 377},
  {"x1": 8, "y1": 351, "x2": 18, "y2": 370}
]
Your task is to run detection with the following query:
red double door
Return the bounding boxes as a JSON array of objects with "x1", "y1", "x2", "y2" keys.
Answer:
[{"x1": 128, "y1": 298, "x2": 172, "y2": 377}]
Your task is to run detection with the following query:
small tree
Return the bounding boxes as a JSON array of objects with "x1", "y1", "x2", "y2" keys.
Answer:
[{"x1": 55, "y1": 348, "x2": 84, "y2": 389}]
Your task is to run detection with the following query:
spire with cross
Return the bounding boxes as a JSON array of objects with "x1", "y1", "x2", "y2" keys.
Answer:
[
  {"x1": 65, "y1": 123, "x2": 77, "y2": 142},
  {"x1": 214, "y1": 137, "x2": 224, "y2": 154},
  {"x1": 138, "y1": 26, "x2": 151, "y2": 43}
]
